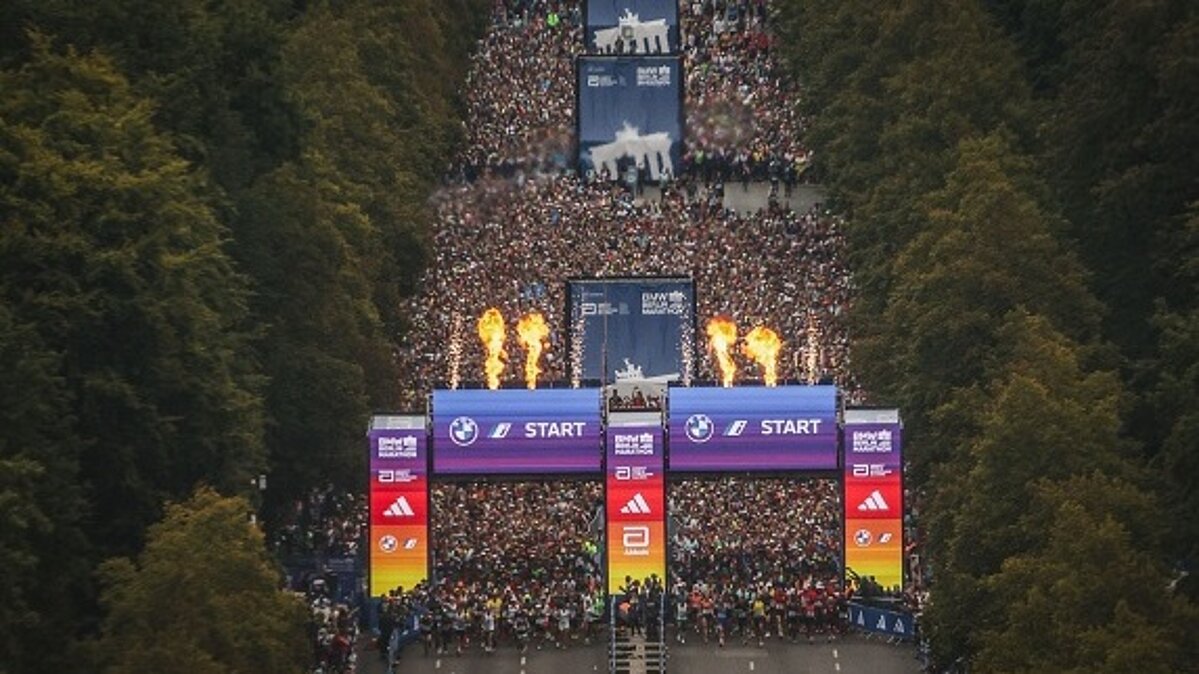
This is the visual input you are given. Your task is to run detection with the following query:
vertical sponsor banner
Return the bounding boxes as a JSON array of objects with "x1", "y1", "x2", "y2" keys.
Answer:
[
  {"x1": 577, "y1": 56, "x2": 683, "y2": 182},
  {"x1": 567, "y1": 277, "x2": 694, "y2": 388},
  {"x1": 369, "y1": 416, "x2": 429, "y2": 597},
  {"x1": 606, "y1": 413, "x2": 666, "y2": 593},
  {"x1": 586, "y1": 0, "x2": 680, "y2": 54},
  {"x1": 844, "y1": 410, "x2": 903, "y2": 592}
]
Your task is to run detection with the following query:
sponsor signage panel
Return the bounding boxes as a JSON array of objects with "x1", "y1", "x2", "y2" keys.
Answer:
[
  {"x1": 431, "y1": 389, "x2": 603, "y2": 474},
  {"x1": 606, "y1": 416, "x2": 667, "y2": 593},
  {"x1": 847, "y1": 602, "x2": 915, "y2": 640},
  {"x1": 567, "y1": 277, "x2": 693, "y2": 387},
  {"x1": 667, "y1": 385, "x2": 838, "y2": 471},
  {"x1": 368, "y1": 419, "x2": 428, "y2": 597},
  {"x1": 577, "y1": 56, "x2": 682, "y2": 181},
  {"x1": 844, "y1": 414, "x2": 904, "y2": 591},
  {"x1": 585, "y1": 0, "x2": 680, "y2": 54}
]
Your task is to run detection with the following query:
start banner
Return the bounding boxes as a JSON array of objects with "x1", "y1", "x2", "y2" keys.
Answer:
[
  {"x1": 667, "y1": 385, "x2": 839, "y2": 471},
  {"x1": 431, "y1": 389, "x2": 603, "y2": 474}
]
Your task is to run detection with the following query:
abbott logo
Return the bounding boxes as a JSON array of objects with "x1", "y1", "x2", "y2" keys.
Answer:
[
  {"x1": 857, "y1": 490, "x2": 890, "y2": 512},
  {"x1": 851, "y1": 463, "x2": 893, "y2": 478},
  {"x1": 622, "y1": 525, "x2": 650, "y2": 555},
  {"x1": 488, "y1": 422, "x2": 512, "y2": 439},
  {"x1": 614, "y1": 466, "x2": 653, "y2": 481},
  {"x1": 377, "y1": 469, "x2": 417, "y2": 484},
  {"x1": 620, "y1": 493, "x2": 652, "y2": 515}
]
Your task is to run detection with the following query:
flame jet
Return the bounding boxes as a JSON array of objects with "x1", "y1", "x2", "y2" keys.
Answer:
[
  {"x1": 516, "y1": 312, "x2": 550, "y2": 389},
  {"x1": 743, "y1": 326, "x2": 783, "y2": 387},
  {"x1": 477, "y1": 308, "x2": 507, "y2": 390},
  {"x1": 706, "y1": 317, "x2": 738, "y2": 387}
]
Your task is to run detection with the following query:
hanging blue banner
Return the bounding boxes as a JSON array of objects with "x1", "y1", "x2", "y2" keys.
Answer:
[
  {"x1": 576, "y1": 56, "x2": 683, "y2": 182},
  {"x1": 567, "y1": 277, "x2": 693, "y2": 386},
  {"x1": 585, "y1": 1, "x2": 680, "y2": 54}
]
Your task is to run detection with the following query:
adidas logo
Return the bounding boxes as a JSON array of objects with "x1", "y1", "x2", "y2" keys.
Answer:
[
  {"x1": 856, "y1": 490, "x2": 889, "y2": 512},
  {"x1": 620, "y1": 493, "x2": 652, "y2": 515},
  {"x1": 384, "y1": 496, "x2": 416, "y2": 517}
]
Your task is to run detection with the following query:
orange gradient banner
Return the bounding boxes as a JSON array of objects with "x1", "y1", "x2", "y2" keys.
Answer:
[
  {"x1": 369, "y1": 423, "x2": 429, "y2": 596},
  {"x1": 843, "y1": 416, "x2": 904, "y2": 592},
  {"x1": 606, "y1": 420, "x2": 666, "y2": 593}
]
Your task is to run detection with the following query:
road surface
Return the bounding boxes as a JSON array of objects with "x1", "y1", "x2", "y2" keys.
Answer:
[{"x1": 359, "y1": 632, "x2": 921, "y2": 674}]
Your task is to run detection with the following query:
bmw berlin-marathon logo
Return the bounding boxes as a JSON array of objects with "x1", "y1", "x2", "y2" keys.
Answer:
[
  {"x1": 685, "y1": 414, "x2": 714, "y2": 443},
  {"x1": 449, "y1": 416, "x2": 479, "y2": 447}
]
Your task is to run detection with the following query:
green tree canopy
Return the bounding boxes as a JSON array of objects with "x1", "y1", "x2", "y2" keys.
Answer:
[
  {"x1": 974, "y1": 474, "x2": 1198, "y2": 673},
  {"x1": 91, "y1": 487, "x2": 308, "y2": 673},
  {"x1": 0, "y1": 36, "x2": 264, "y2": 554},
  {"x1": 856, "y1": 133, "x2": 1101, "y2": 478}
]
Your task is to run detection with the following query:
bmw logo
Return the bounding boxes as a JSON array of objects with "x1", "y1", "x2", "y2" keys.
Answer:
[
  {"x1": 854, "y1": 529, "x2": 872, "y2": 547},
  {"x1": 379, "y1": 535, "x2": 398, "y2": 553},
  {"x1": 449, "y1": 416, "x2": 479, "y2": 447},
  {"x1": 685, "y1": 414, "x2": 714, "y2": 443}
]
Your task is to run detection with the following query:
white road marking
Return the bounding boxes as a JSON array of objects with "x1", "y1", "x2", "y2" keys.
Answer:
[
  {"x1": 835, "y1": 663, "x2": 841, "y2": 671},
  {"x1": 521, "y1": 656, "x2": 527, "y2": 666},
  {"x1": 749, "y1": 660, "x2": 755, "y2": 671},
  {"x1": 833, "y1": 648, "x2": 839, "y2": 658},
  {"x1": 434, "y1": 659, "x2": 441, "y2": 670}
]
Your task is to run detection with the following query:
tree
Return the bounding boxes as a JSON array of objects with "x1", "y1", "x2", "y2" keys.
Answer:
[
  {"x1": 856, "y1": 134, "x2": 1100, "y2": 479},
  {"x1": 234, "y1": 165, "x2": 378, "y2": 513},
  {"x1": 1144, "y1": 205, "x2": 1199, "y2": 597},
  {"x1": 91, "y1": 487, "x2": 309, "y2": 673},
  {"x1": 944, "y1": 313, "x2": 1128, "y2": 576},
  {"x1": 0, "y1": 37, "x2": 265, "y2": 555},
  {"x1": 0, "y1": 303, "x2": 91, "y2": 674},
  {"x1": 1031, "y1": 1, "x2": 1198, "y2": 356},
  {"x1": 920, "y1": 312, "x2": 1124, "y2": 667},
  {"x1": 0, "y1": 0, "x2": 300, "y2": 191},
  {"x1": 975, "y1": 474, "x2": 1199, "y2": 673}
]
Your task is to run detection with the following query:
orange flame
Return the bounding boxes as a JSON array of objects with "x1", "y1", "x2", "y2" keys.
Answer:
[
  {"x1": 706, "y1": 317, "x2": 738, "y2": 387},
  {"x1": 516, "y1": 312, "x2": 550, "y2": 389},
  {"x1": 743, "y1": 326, "x2": 783, "y2": 387},
  {"x1": 477, "y1": 308, "x2": 507, "y2": 390}
]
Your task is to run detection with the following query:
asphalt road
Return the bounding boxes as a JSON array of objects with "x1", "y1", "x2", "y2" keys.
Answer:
[{"x1": 360, "y1": 632, "x2": 921, "y2": 674}]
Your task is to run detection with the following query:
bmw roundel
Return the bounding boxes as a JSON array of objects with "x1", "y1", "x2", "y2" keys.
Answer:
[
  {"x1": 854, "y1": 529, "x2": 872, "y2": 547},
  {"x1": 685, "y1": 414, "x2": 714, "y2": 443},
  {"x1": 449, "y1": 416, "x2": 479, "y2": 447}
]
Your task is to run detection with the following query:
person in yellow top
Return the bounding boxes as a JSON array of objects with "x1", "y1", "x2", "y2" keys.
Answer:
[{"x1": 752, "y1": 597, "x2": 767, "y2": 647}]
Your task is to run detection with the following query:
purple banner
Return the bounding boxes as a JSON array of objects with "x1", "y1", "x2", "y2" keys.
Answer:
[
  {"x1": 431, "y1": 389, "x2": 603, "y2": 474},
  {"x1": 667, "y1": 385, "x2": 838, "y2": 471}
]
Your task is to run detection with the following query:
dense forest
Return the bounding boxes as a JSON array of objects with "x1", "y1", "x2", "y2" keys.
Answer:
[
  {"x1": 775, "y1": 0, "x2": 1199, "y2": 670},
  {"x1": 1, "y1": 0, "x2": 1196, "y2": 672},
  {"x1": 0, "y1": 1, "x2": 486, "y2": 671}
]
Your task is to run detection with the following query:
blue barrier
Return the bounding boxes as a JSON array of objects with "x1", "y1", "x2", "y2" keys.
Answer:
[{"x1": 847, "y1": 601, "x2": 915, "y2": 640}]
